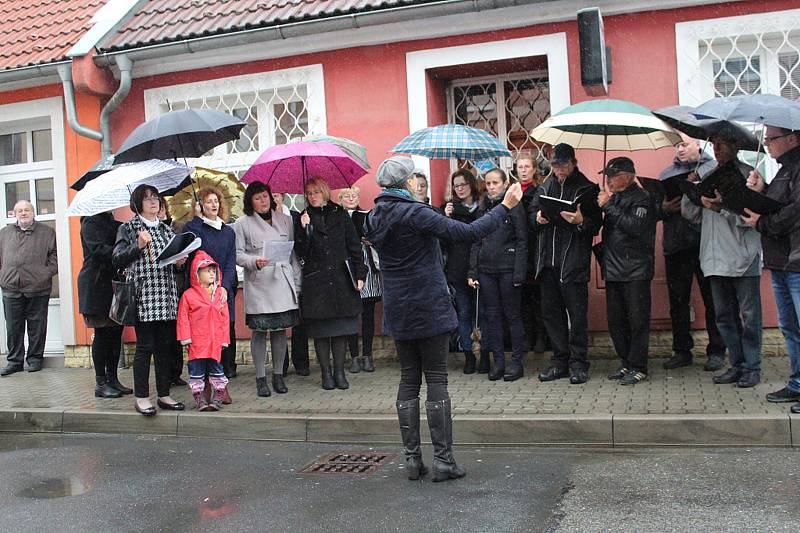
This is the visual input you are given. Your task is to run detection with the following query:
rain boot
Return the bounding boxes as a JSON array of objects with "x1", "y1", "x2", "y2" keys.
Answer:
[
  {"x1": 477, "y1": 350, "x2": 490, "y2": 374},
  {"x1": 95, "y1": 376, "x2": 122, "y2": 398},
  {"x1": 426, "y1": 398, "x2": 466, "y2": 482},
  {"x1": 333, "y1": 347, "x2": 349, "y2": 390},
  {"x1": 463, "y1": 351, "x2": 476, "y2": 374},
  {"x1": 193, "y1": 391, "x2": 212, "y2": 411},
  {"x1": 396, "y1": 398, "x2": 429, "y2": 480},
  {"x1": 319, "y1": 352, "x2": 335, "y2": 391}
]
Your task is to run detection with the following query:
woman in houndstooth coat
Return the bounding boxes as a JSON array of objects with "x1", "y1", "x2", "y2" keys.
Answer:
[{"x1": 113, "y1": 184, "x2": 188, "y2": 416}]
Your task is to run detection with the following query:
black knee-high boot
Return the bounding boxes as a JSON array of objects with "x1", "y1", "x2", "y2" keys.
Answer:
[
  {"x1": 331, "y1": 336, "x2": 349, "y2": 390},
  {"x1": 426, "y1": 398, "x2": 466, "y2": 482},
  {"x1": 396, "y1": 398, "x2": 428, "y2": 480},
  {"x1": 315, "y1": 338, "x2": 335, "y2": 390}
]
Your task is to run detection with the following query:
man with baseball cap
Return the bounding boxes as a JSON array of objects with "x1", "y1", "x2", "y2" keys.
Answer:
[
  {"x1": 529, "y1": 143, "x2": 601, "y2": 384},
  {"x1": 598, "y1": 157, "x2": 657, "y2": 385}
]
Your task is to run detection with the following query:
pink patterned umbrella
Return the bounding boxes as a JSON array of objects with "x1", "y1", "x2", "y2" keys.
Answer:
[{"x1": 240, "y1": 141, "x2": 367, "y2": 194}]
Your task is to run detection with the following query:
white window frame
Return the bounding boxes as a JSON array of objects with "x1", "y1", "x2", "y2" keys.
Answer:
[
  {"x1": 142, "y1": 64, "x2": 327, "y2": 174},
  {"x1": 0, "y1": 97, "x2": 73, "y2": 349},
  {"x1": 405, "y1": 33, "x2": 570, "y2": 198}
]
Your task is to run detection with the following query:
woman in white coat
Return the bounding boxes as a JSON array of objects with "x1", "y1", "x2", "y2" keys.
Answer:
[{"x1": 234, "y1": 182, "x2": 301, "y2": 397}]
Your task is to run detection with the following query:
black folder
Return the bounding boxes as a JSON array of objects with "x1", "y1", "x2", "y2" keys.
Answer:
[
  {"x1": 538, "y1": 190, "x2": 598, "y2": 228},
  {"x1": 695, "y1": 161, "x2": 786, "y2": 215}
]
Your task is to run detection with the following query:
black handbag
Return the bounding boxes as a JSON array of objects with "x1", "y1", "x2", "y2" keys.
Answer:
[{"x1": 109, "y1": 271, "x2": 137, "y2": 326}]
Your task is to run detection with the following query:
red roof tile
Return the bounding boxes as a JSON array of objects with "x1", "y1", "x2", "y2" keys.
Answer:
[
  {"x1": 102, "y1": 0, "x2": 430, "y2": 52},
  {"x1": 0, "y1": 0, "x2": 106, "y2": 71}
]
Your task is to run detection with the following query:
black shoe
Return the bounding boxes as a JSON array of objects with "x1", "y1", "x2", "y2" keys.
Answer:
[
  {"x1": 766, "y1": 387, "x2": 800, "y2": 403},
  {"x1": 272, "y1": 374, "x2": 288, "y2": 394},
  {"x1": 135, "y1": 401, "x2": 156, "y2": 417},
  {"x1": 620, "y1": 371, "x2": 647, "y2": 385},
  {"x1": 26, "y1": 364, "x2": 42, "y2": 373},
  {"x1": 333, "y1": 369, "x2": 350, "y2": 390},
  {"x1": 294, "y1": 366, "x2": 310, "y2": 377},
  {"x1": 538, "y1": 366, "x2": 569, "y2": 382},
  {"x1": 106, "y1": 376, "x2": 133, "y2": 395},
  {"x1": 713, "y1": 367, "x2": 742, "y2": 384},
  {"x1": 488, "y1": 366, "x2": 505, "y2": 381},
  {"x1": 477, "y1": 351, "x2": 490, "y2": 374},
  {"x1": 349, "y1": 357, "x2": 362, "y2": 374},
  {"x1": 569, "y1": 368, "x2": 588, "y2": 385},
  {"x1": 171, "y1": 377, "x2": 187, "y2": 386},
  {"x1": 663, "y1": 352, "x2": 693, "y2": 370},
  {"x1": 607, "y1": 366, "x2": 628, "y2": 380},
  {"x1": 736, "y1": 370, "x2": 760, "y2": 388},
  {"x1": 0, "y1": 365, "x2": 23, "y2": 377},
  {"x1": 321, "y1": 368, "x2": 335, "y2": 390},
  {"x1": 362, "y1": 355, "x2": 375, "y2": 372},
  {"x1": 791, "y1": 402, "x2": 800, "y2": 414},
  {"x1": 157, "y1": 399, "x2": 185, "y2": 411},
  {"x1": 95, "y1": 377, "x2": 122, "y2": 399},
  {"x1": 256, "y1": 376, "x2": 271, "y2": 397},
  {"x1": 463, "y1": 352, "x2": 476, "y2": 375},
  {"x1": 704, "y1": 354, "x2": 725, "y2": 372},
  {"x1": 503, "y1": 363, "x2": 523, "y2": 382}
]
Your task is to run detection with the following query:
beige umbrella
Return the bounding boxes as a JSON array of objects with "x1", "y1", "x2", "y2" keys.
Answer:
[{"x1": 166, "y1": 166, "x2": 246, "y2": 225}]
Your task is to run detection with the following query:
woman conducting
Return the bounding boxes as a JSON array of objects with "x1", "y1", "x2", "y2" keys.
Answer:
[{"x1": 365, "y1": 157, "x2": 522, "y2": 482}]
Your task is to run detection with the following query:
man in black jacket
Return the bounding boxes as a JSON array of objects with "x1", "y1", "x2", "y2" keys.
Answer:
[
  {"x1": 530, "y1": 144, "x2": 601, "y2": 384},
  {"x1": 743, "y1": 125, "x2": 800, "y2": 412},
  {"x1": 598, "y1": 158, "x2": 657, "y2": 385},
  {"x1": 658, "y1": 139, "x2": 726, "y2": 371}
]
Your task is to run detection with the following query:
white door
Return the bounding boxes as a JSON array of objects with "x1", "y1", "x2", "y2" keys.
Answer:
[{"x1": 0, "y1": 121, "x2": 63, "y2": 356}]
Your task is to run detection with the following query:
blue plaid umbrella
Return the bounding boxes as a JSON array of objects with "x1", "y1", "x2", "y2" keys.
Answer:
[{"x1": 391, "y1": 124, "x2": 511, "y2": 160}]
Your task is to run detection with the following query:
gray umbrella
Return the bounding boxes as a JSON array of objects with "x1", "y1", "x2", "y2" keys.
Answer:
[
  {"x1": 652, "y1": 105, "x2": 762, "y2": 152},
  {"x1": 691, "y1": 94, "x2": 800, "y2": 130},
  {"x1": 115, "y1": 108, "x2": 247, "y2": 164}
]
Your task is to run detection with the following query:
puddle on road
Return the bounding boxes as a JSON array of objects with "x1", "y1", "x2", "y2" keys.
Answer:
[{"x1": 15, "y1": 478, "x2": 90, "y2": 499}]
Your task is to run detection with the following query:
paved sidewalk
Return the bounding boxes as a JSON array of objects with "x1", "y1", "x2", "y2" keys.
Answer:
[{"x1": 1, "y1": 354, "x2": 798, "y2": 446}]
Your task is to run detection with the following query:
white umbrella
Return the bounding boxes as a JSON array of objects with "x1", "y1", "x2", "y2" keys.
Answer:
[{"x1": 67, "y1": 159, "x2": 193, "y2": 217}]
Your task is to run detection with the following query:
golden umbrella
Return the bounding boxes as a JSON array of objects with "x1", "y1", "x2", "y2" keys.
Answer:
[{"x1": 166, "y1": 166, "x2": 246, "y2": 226}]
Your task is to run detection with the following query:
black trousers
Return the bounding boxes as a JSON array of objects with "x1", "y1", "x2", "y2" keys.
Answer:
[
  {"x1": 220, "y1": 321, "x2": 236, "y2": 376},
  {"x1": 165, "y1": 319, "x2": 183, "y2": 380},
  {"x1": 133, "y1": 320, "x2": 174, "y2": 398},
  {"x1": 538, "y1": 268, "x2": 589, "y2": 371},
  {"x1": 347, "y1": 299, "x2": 377, "y2": 358},
  {"x1": 3, "y1": 294, "x2": 49, "y2": 368},
  {"x1": 91, "y1": 324, "x2": 124, "y2": 379},
  {"x1": 606, "y1": 280, "x2": 652, "y2": 374},
  {"x1": 291, "y1": 321, "x2": 310, "y2": 371},
  {"x1": 395, "y1": 332, "x2": 450, "y2": 402},
  {"x1": 664, "y1": 248, "x2": 726, "y2": 356}
]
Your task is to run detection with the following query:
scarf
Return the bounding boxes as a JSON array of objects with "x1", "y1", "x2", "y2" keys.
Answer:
[
  {"x1": 138, "y1": 215, "x2": 160, "y2": 228},
  {"x1": 386, "y1": 187, "x2": 415, "y2": 200},
  {"x1": 202, "y1": 216, "x2": 223, "y2": 230}
]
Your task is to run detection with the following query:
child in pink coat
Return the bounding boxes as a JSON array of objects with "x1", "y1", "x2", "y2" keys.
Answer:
[{"x1": 177, "y1": 251, "x2": 231, "y2": 411}]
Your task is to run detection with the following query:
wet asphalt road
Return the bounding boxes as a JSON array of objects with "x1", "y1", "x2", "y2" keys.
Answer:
[{"x1": 0, "y1": 434, "x2": 798, "y2": 532}]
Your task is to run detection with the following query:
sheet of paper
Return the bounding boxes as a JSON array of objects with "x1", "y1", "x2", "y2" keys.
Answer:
[{"x1": 263, "y1": 240, "x2": 294, "y2": 264}]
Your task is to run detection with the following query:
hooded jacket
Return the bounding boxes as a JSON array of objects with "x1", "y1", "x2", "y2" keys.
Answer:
[
  {"x1": 365, "y1": 189, "x2": 510, "y2": 341},
  {"x1": 176, "y1": 251, "x2": 231, "y2": 362},
  {"x1": 528, "y1": 168, "x2": 601, "y2": 283},
  {"x1": 757, "y1": 145, "x2": 800, "y2": 272},
  {"x1": 657, "y1": 152, "x2": 716, "y2": 256}
]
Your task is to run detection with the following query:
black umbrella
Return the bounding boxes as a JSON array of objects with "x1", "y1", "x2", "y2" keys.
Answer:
[
  {"x1": 652, "y1": 105, "x2": 762, "y2": 152},
  {"x1": 691, "y1": 94, "x2": 800, "y2": 131},
  {"x1": 115, "y1": 108, "x2": 247, "y2": 164}
]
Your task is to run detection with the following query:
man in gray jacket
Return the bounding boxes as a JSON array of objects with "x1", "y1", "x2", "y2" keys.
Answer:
[
  {"x1": 681, "y1": 134, "x2": 762, "y2": 388},
  {"x1": 0, "y1": 200, "x2": 58, "y2": 376}
]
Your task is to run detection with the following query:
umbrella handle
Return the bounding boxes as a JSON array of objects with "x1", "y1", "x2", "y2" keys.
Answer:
[{"x1": 474, "y1": 285, "x2": 479, "y2": 329}]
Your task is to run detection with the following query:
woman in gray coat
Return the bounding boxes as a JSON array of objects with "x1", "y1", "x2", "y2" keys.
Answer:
[{"x1": 235, "y1": 181, "x2": 301, "y2": 397}]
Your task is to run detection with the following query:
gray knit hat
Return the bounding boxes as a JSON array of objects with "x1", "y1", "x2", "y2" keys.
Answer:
[{"x1": 376, "y1": 156, "x2": 415, "y2": 188}]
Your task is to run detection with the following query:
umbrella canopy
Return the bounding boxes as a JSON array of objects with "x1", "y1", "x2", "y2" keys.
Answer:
[
  {"x1": 531, "y1": 99, "x2": 681, "y2": 151},
  {"x1": 391, "y1": 124, "x2": 512, "y2": 160},
  {"x1": 66, "y1": 159, "x2": 193, "y2": 217},
  {"x1": 240, "y1": 141, "x2": 367, "y2": 194},
  {"x1": 71, "y1": 155, "x2": 119, "y2": 191},
  {"x1": 115, "y1": 108, "x2": 247, "y2": 164},
  {"x1": 166, "y1": 167, "x2": 246, "y2": 225},
  {"x1": 652, "y1": 105, "x2": 762, "y2": 152},
  {"x1": 692, "y1": 94, "x2": 800, "y2": 130},
  {"x1": 303, "y1": 134, "x2": 370, "y2": 169}
]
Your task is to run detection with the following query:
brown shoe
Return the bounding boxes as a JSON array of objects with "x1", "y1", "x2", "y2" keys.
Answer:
[{"x1": 221, "y1": 386, "x2": 232, "y2": 405}]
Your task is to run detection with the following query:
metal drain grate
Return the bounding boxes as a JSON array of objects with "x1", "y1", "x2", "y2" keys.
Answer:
[{"x1": 299, "y1": 452, "x2": 397, "y2": 475}]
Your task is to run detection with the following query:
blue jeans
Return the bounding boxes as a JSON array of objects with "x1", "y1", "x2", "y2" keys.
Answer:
[
  {"x1": 452, "y1": 284, "x2": 477, "y2": 352},
  {"x1": 709, "y1": 276, "x2": 762, "y2": 372},
  {"x1": 771, "y1": 270, "x2": 800, "y2": 393},
  {"x1": 478, "y1": 272, "x2": 525, "y2": 365}
]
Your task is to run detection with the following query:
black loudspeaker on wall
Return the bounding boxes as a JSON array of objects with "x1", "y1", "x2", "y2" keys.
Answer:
[{"x1": 577, "y1": 7, "x2": 612, "y2": 96}]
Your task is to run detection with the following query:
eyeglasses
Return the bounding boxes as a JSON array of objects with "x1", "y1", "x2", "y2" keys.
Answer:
[
  {"x1": 764, "y1": 132, "x2": 794, "y2": 143},
  {"x1": 142, "y1": 195, "x2": 160, "y2": 202}
]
